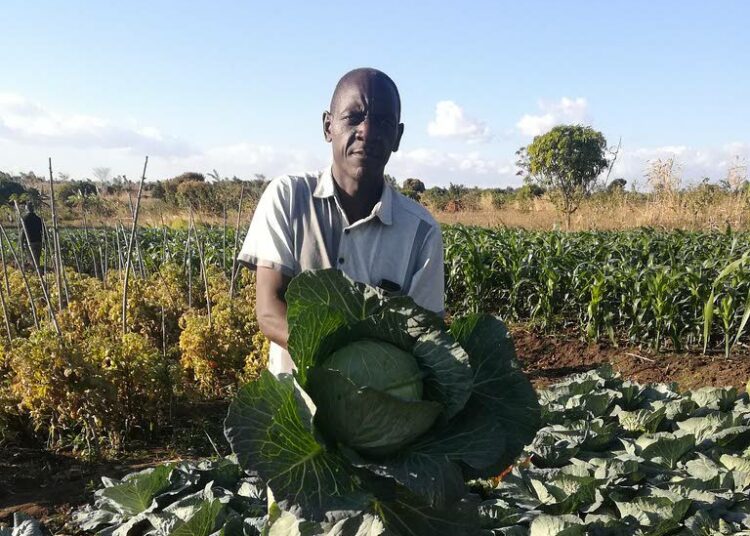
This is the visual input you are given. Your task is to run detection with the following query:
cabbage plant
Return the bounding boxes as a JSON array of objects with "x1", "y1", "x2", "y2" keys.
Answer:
[{"x1": 224, "y1": 269, "x2": 540, "y2": 534}]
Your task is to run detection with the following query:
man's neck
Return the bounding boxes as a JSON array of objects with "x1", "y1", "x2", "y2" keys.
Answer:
[{"x1": 331, "y1": 168, "x2": 385, "y2": 224}]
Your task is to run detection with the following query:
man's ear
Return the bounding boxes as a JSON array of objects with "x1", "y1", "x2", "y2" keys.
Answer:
[
  {"x1": 392, "y1": 123, "x2": 404, "y2": 152},
  {"x1": 322, "y1": 111, "x2": 333, "y2": 142}
]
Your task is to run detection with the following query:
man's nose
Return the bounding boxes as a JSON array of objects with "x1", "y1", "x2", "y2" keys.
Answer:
[{"x1": 355, "y1": 116, "x2": 378, "y2": 141}]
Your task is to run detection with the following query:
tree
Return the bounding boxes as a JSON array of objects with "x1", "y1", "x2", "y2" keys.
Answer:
[
  {"x1": 402, "y1": 178, "x2": 425, "y2": 193},
  {"x1": 607, "y1": 178, "x2": 627, "y2": 193},
  {"x1": 520, "y1": 125, "x2": 610, "y2": 229},
  {"x1": 401, "y1": 178, "x2": 425, "y2": 201}
]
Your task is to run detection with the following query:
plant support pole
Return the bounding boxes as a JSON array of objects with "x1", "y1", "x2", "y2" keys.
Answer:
[{"x1": 122, "y1": 156, "x2": 148, "y2": 335}]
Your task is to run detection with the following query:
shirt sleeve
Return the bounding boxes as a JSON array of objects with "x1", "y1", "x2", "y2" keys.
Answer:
[
  {"x1": 407, "y1": 224, "x2": 445, "y2": 315},
  {"x1": 237, "y1": 177, "x2": 296, "y2": 277}
]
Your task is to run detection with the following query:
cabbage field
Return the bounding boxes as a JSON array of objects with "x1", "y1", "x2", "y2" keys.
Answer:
[
  {"x1": 3, "y1": 224, "x2": 750, "y2": 535},
  {"x1": 58, "y1": 366, "x2": 750, "y2": 535}
]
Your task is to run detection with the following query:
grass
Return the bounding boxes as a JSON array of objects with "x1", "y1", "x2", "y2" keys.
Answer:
[{"x1": 433, "y1": 191, "x2": 750, "y2": 231}]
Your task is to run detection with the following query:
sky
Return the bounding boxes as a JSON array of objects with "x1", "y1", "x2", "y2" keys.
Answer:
[{"x1": 1, "y1": 0, "x2": 748, "y2": 188}]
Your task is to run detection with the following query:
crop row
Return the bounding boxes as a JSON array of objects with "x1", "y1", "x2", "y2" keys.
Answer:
[
  {"x1": 445, "y1": 226, "x2": 750, "y2": 354},
  {"x1": 3, "y1": 224, "x2": 750, "y2": 354}
]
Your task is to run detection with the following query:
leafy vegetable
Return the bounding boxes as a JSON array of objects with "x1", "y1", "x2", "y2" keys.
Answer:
[{"x1": 225, "y1": 269, "x2": 541, "y2": 534}]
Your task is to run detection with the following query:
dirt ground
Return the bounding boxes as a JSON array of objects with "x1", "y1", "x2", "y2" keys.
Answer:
[
  {"x1": 511, "y1": 327, "x2": 750, "y2": 391},
  {"x1": 2, "y1": 327, "x2": 749, "y2": 533}
]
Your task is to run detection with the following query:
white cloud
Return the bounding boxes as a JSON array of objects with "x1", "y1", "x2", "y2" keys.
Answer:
[
  {"x1": 609, "y1": 142, "x2": 750, "y2": 187},
  {"x1": 427, "y1": 101, "x2": 491, "y2": 142},
  {"x1": 390, "y1": 148, "x2": 516, "y2": 187},
  {"x1": 516, "y1": 97, "x2": 589, "y2": 137},
  {"x1": 0, "y1": 92, "x2": 195, "y2": 157}
]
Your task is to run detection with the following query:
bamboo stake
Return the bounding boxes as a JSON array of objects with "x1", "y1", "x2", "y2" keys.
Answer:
[
  {"x1": 0, "y1": 279, "x2": 12, "y2": 345},
  {"x1": 229, "y1": 183, "x2": 245, "y2": 300},
  {"x1": 161, "y1": 217, "x2": 167, "y2": 359},
  {"x1": 222, "y1": 204, "x2": 227, "y2": 275},
  {"x1": 190, "y1": 210, "x2": 212, "y2": 327},
  {"x1": 115, "y1": 225, "x2": 123, "y2": 284},
  {"x1": 43, "y1": 226, "x2": 56, "y2": 305},
  {"x1": 122, "y1": 157, "x2": 148, "y2": 335},
  {"x1": 184, "y1": 218, "x2": 193, "y2": 308},
  {"x1": 82, "y1": 206, "x2": 99, "y2": 278},
  {"x1": 48, "y1": 158, "x2": 64, "y2": 310},
  {"x1": 0, "y1": 229, "x2": 11, "y2": 295},
  {"x1": 14, "y1": 201, "x2": 60, "y2": 335},
  {"x1": 99, "y1": 243, "x2": 106, "y2": 285}
]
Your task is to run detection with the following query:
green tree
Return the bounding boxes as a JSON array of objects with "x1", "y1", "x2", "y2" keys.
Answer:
[{"x1": 520, "y1": 125, "x2": 610, "y2": 229}]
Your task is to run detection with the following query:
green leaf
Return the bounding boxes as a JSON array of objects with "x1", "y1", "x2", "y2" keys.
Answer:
[
  {"x1": 286, "y1": 269, "x2": 392, "y2": 386},
  {"x1": 690, "y1": 387, "x2": 738, "y2": 411},
  {"x1": 411, "y1": 329, "x2": 473, "y2": 420},
  {"x1": 100, "y1": 464, "x2": 173, "y2": 517},
  {"x1": 528, "y1": 514, "x2": 585, "y2": 536},
  {"x1": 618, "y1": 407, "x2": 666, "y2": 433},
  {"x1": 614, "y1": 496, "x2": 692, "y2": 527},
  {"x1": 343, "y1": 446, "x2": 466, "y2": 509},
  {"x1": 376, "y1": 490, "x2": 482, "y2": 536},
  {"x1": 447, "y1": 314, "x2": 541, "y2": 477},
  {"x1": 169, "y1": 499, "x2": 224, "y2": 536},
  {"x1": 225, "y1": 371, "x2": 368, "y2": 520},
  {"x1": 638, "y1": 433, "x2": 696, "y2": 469},
  {"x1": 307, "y1": 368, "x2": 442, "y2": 457}
]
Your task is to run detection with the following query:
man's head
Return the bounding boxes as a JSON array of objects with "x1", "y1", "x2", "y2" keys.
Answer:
[{"x1": 323, "y1": 68, "x2": 404, "y2": 184}]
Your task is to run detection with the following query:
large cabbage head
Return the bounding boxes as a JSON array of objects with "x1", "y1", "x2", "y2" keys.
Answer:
[{"x1": 225, "y1": 269, "x2": 540, "y2": 535}]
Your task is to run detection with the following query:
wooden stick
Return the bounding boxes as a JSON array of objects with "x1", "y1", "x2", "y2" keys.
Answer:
[
  {"x1": 190, "y1": 210, "x2": 212, "y2": 327},
  {"x1": 14, "y1": 201, "x2": 60, "y2": 335},
  {"x1": 184, "y1": 216, "x2": 193, "y2": 308},
  {"x1": 0, "y1": 229, "x2": 11, "y2": 295},
  {"x1": 122, "y1": 157, "x2": 148, "y2": 335},
  {"x1": 228, "y1": 182, "x2": 245, "y2": 300},
  {"x1": 222, "y1": 204, "x2": 227, "y2": 276},
  {"x1": 48, "y1": 158, "x2": 64, "y2": 310},
  {"x1": 0, "y1": 279, "x2": 12, "y2": 345}
]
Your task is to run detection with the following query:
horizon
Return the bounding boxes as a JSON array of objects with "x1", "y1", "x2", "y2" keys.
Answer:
[{"x1": 1, "y1": 0, "x2": 748, "y2": 188}]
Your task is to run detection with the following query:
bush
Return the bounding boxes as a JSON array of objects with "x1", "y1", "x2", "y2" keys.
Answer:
[
  {"x1": 8, "y1": 324, "x2": 173, "y2": 450},
  {"x1": 57, "y1": 180, "x2": 98, "y2": 206}
]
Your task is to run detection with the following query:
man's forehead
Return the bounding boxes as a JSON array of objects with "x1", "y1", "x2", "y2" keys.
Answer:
[{"x1": 330, "y1": 72, "x2": 400, "y2": 115}]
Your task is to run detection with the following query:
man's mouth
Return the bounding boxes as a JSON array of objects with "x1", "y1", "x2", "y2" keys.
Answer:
[{"x1": 350, "y1": 149, "x2": 381, "y2": 160}]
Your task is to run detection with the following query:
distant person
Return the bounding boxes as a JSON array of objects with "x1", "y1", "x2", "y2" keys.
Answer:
[{"x1": 22, "y1": 202, "x2": 43, "y2": 268}]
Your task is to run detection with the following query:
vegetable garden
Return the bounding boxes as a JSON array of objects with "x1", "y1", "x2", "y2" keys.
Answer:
[{"x1": 3, "y1": 223, "x2": 750, "y2": 535}]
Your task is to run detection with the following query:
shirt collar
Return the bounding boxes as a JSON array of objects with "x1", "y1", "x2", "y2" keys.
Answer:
[{"x1": 314, "y1": 166, "x2": 393, "y2": 226}]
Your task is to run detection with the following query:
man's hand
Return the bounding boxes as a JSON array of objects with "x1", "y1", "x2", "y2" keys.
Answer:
[{"x1": 255, "y1": 266, "x2": 292, "y2": 349}]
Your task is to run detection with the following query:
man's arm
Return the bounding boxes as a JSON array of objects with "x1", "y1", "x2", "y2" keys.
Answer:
[{"x1": 255, "y1": 266, "x2": 292, "y2": 349}]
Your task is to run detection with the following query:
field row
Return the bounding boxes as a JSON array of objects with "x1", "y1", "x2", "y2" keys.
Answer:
[{"x1": 3, "y1": 224, "x2": 750, "y2": 354}]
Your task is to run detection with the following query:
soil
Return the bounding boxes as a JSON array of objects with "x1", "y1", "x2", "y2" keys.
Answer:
[
  {"x1": 3, "y1": 328, "x2": 749, "y2": 533},
  {"x1": 511, "y1": 326, "x2": 750, "y2": 391}
]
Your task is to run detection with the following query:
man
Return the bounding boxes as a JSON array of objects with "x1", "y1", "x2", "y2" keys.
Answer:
[
  {"x1": 238, "y1": 67, "x2": 444, "y2": 375},
  {"x1": 21, "y1": 202, "x2": 43, "y2": 269}
]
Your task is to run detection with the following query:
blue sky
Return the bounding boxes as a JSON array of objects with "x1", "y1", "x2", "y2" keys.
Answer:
[{"x1": 1, "y1": 0, "x2": 748, "y2": 187}]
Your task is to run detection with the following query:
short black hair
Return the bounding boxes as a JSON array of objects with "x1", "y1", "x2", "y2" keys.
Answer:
[{"x1": 329, "y1": 68, "x2": 401, "y2": 121}]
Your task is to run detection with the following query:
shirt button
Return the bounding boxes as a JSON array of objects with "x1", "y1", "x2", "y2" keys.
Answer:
[
  {"x1": 338, "y1": 257, "x2": 345, "y2": 264},
  {"x1": 344, "y1": 229, "x2": 350, "y2": 235}
]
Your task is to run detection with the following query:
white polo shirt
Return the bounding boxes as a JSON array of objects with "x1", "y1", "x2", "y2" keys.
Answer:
[{"x1": 238, "y1": 167, "x2": 444, "y2": 375}]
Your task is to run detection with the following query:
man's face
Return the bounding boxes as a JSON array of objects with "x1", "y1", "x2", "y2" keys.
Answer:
[{"x1": 323, "y1": 75, "x2": 404, "y2": 182}]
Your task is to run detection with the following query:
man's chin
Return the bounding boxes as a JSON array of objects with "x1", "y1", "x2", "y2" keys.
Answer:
[{"x1": 347, "y1": 162, "x2": 386, "y2": 181}]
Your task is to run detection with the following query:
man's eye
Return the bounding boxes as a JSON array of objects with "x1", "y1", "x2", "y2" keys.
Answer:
[{"x1": 343, "y1": 113, "x2": 365, "y2": 124}]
